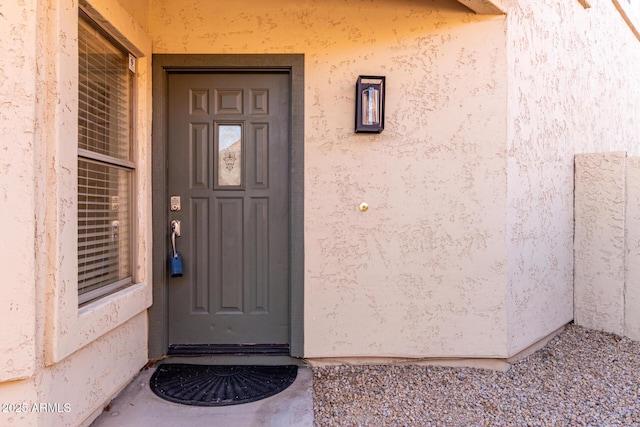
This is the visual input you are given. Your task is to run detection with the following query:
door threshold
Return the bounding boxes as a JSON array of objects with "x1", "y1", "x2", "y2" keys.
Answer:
[
  {"x1": 156, "y1": 354, "x2": 307, "y2": 367},
  {"x1": 168, "y1": 343, "x2": 289, "y2": 356}
]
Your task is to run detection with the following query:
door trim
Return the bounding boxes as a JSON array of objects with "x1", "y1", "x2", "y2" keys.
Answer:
[{"x1": 149, "y1": 54, "x2": 304, "y2": 358}]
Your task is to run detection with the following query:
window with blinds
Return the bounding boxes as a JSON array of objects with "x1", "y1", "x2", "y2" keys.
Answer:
[{"x1": 78, "y1": 11, "x2": 134, "y2": 305}]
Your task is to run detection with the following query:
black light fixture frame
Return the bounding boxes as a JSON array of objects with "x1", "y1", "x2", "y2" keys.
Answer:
[{"x1": 355, "y1": 75, "x2": 385, "y2": 133}]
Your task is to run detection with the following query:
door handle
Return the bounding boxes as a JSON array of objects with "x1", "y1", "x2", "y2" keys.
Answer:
[
  {"x1": 171, "y1": 220, "x2": 181, "y2": 256},
  {"x1": 171, "y1": 219, "x2": 181, "y2": 239},
  {"x1": 169, "y1": 220, "x2": 183, "y2": 277}
]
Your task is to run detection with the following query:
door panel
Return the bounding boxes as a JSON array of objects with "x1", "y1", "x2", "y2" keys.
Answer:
[{"x1": 167, "y1": 72, "x2": 290, "y2": 347}]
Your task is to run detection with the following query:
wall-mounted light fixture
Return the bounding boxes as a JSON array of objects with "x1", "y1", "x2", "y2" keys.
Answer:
[{"x1": 355, "y1": 75, "x2": 385, "y2": 133}]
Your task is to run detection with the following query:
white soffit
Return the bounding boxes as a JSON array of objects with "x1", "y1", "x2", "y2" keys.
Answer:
[{"x1": 456, "y1": 0, "x2": 506, "y2": 14}]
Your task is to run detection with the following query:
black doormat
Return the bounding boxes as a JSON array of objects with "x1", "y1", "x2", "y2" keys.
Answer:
[{"x1": 149, "y1": 364, "x2": 298, "y2": 406}]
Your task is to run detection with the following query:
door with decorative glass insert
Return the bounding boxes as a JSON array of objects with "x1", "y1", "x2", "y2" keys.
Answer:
[{"x1": 167, "y1": 72, "x2": 290, "y2": 352}]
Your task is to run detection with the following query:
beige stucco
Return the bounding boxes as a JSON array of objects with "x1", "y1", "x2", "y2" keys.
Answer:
[
  {"x1": 148, "y1": 0, "x2": 640, "y2": 360},
  {"x1": 574, "y1": 153, "x2": 627, "y2": 335},
  {"x1": 0, "y1": 0, "x2": 37, "y2": 383},
  {"x1": 2, "y1": 0, "x2": 640, "y2": 425},
  {"x1": 505, "y1": 0, "x2": 640, "y2": 354},
  {"x1": 613, "y1": 0, "x2": 640, "y2": 40},
  {"x1": 148, "y1": 0, "x2": 510, "y2": 358},
  {"x1": 626, "y1": 157, "x2": 640, "y2": 341},
  {"x1": 0, "y1": 313, "x2": 147, "y2": 427},
  {"x1": 574, "y1": 153, "x2": 640, "y2": 342},
  {"x1": 0, "y1": 0, "x2": 152, "y2": 425}
]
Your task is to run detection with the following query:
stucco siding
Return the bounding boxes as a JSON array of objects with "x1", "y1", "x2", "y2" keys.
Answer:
[
  {"x1": 0, "y1": 0, "x2": 153, "y2": 425},
  {"x1": 574, "y1": 153, "x2": 626, "y2": 335},
  {"x1": 2, "y1": 7, "x2": 639, "y2": 427},
  {"x1": 626, "y1": 157, "x2": 640, "y2": 341},
  {"x1": 149, "y1": 0, "x2": 509, "y2": 358},
  {"x1": 116, "y1": 0, "x2": 149, "y2": 31},
  {"x1": 505, "y1": 0, "x2": 640, "y2": 354},
  {"x1": 0, "y1": 0, "x2": 38, "y2": 382},
  {"x1": 0, "y1": 314, "x2": 147, "y2": 427},
  {"x1": 574, "y1": 153, "x2": 640, "y2": 343}
]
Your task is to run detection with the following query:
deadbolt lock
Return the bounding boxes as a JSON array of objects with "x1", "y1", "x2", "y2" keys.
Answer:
[{"x1": 170, "y1": 195, "x2": 181, "y2": 211}]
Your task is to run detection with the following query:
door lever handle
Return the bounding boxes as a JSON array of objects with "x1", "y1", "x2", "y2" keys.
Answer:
[
  {"x1": 170, "y1": 220, "x2": 181, "y2": 257},
  {"x1": 171, "y1": 219, "x2": 181, "y2": 237},
  {"x1": 169, "y1": 220, "x2": 183, "y2": 277}
]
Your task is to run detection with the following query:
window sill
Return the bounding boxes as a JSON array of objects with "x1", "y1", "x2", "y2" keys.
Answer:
[{"x1": 47, "y1": 282, "x2": 151, "y2": 365}]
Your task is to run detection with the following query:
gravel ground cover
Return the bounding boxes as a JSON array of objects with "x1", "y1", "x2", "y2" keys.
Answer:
[{"x1": 312, "y1": 324, "x2": 640, "y2": 426}]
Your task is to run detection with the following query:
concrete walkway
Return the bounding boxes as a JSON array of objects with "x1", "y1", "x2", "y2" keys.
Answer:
[{"x1": 91, "y1": 359, "x2": 314, "y2": 427}]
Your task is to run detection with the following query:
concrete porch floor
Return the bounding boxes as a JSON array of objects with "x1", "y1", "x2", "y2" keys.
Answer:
[{"x1": 90, "y1": 357, "x2": 314, "y2": 427}]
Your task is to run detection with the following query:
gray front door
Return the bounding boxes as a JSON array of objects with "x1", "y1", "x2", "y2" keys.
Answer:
[{"x1": 166, "y1": 72, "x2": 290, "y2": 349}]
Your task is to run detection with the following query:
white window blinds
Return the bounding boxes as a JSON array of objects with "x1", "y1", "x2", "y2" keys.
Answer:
[{"x1": 78, "y1": 12, "x2": 134, "y2": 305}]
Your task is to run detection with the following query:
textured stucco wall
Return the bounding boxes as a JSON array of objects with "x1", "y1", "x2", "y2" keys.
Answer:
[
  {"x1": 149, "y1": 0, "x2": 509, "y2": 358},
  {"x1": 504, "y1": 0, "x2": 640, "y2": 354},
  {"x1": 625, "y1": 157, "x2": 640, "y2": 341},
  {"x1": 148, "y1": 0, "x2": 640, "y2": 359},
  {"x1": 574, "y1": 153, "x2": 640, "y2": 342},
  {"x1": 0, "y1": 0, "x2": 153, "y2": 425},
  {"x1": 574, "y1": 153, "x2": 626, "y2": 335},
  {"x1": 0, "y1": 0, "x2": 37, "y2": 382},
  {"x1": 116, "y1": 0, "x2": 148, "y2": 31},
  {"x1": 0, "y1": 313, "x2": 147, "y2": 427}
]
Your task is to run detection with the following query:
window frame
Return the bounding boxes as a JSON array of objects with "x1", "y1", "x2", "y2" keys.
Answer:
[
  {"x1": 45, "y1": 0, "x2": 151, "y2": 366},
  {"x1": 77, "y1": 10, "x2": 137, "y2": 305}
]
